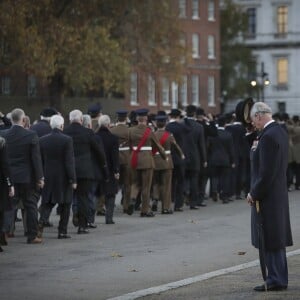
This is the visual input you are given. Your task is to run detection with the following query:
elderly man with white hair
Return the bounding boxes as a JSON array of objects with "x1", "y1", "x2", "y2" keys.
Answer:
[
  {"x1": 246, "y1": 102, "x2": 293, "y2": 292},
  {"x1": 39, "y1": 115, "x2": 77, "y2": 239},
  {"x1": 96, "y1": 115, "x2": 119, "y2": 224},
  {"x1": 64, "y1": 110, "x2": 106, "y2": 233}
]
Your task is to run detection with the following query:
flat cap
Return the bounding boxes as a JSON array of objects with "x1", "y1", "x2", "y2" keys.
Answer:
[
  {"x1": 88, "y1": 103, "x2": 102, "y2": 114},
  {"x1": 135, "y1": 108, "x2": 149, "y2": 116},
  {"x1": 116, "y1": 109, "x2": 128, "y2": 117},
  {"x1": 155, "y1": 115, "x2": 168, "y2": 121},
  {"x1": 169, "y1": 109, "x2": 182, "y2": 117}
]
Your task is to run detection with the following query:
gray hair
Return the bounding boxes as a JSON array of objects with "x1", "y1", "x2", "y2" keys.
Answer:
[
  {"x1": 82, "y1": 114, "x2": 92, "y2": 128},
  {"x1": 69, "y1": 109, "x2": 83, "y2": 123},
  {"x1": 250, "y1": 102, "x2": 272, "y2": 118},
  {"x1": 50, "y1": 115, "x2": 64, "y2": 129},
  {"x1": 10, "y1": 108, "x2": 25, "y2": 124},
  {"x1": 98, "y1": 114, "x2": 111, "y2": 127}
]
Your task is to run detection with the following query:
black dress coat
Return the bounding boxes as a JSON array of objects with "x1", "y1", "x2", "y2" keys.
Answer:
[
  {"x1": 0, "y1": 125, "x2": 43, "y2": 184},
  {"x1": 0, "y1": 137, "x2": 13, "y2": 211},
  {"x1": 39, "y1": 129, "x2": 76, "y2": 204},
  {"x1": 250, "y1": 122, "x2": 293, "y2": 251},
  {"x1": 63, "y1": 123, "x2": 105, "y2": 180},
  {"x1": 30, "y1": 120, "x2": 52, "y2": 137},
  {"x1": 183, "y1": 118, "x2": 207, "y2": 171},
  {"x1": 96, "y1": 126, "x2": 119, "y2": 196}
]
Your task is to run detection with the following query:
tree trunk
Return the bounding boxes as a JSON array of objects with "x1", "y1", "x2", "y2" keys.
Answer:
[{"x1": 48, "y1": 72, "x2": 65, "y2": 113}]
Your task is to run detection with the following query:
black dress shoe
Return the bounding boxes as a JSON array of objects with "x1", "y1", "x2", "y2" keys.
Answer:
[
  {"x1": 198, "y1": 203, "x2": 207, "y2": 207},
  {"x1": 190, "y1": 206, "x2": 199, "y2": 210},
  {"x1": 254, "y1": 284, "x2": 287, "y2": 292},
  {"x1": 58, "y1": 233, "x2": 71, "y2": 239},
  {"x1": 87, "y1": 223, "x2": 97, "y2": 229},
  {"x1": 106, "y1": 220, "x2": 115, "y2": 224},
  {"x1": 174, "y1": 207, "x2": 183, "y2": 212},
  {"x1": 162, "y1": 209, "x2": 173, "y2": 214},
  {"x1": 43, "y1": 221, "x2": 53, "y2": 227},
  {"x1": 0, "y1": 246, "x2": 3, "y2": 252},
  {"x1": 72, "y1": 214, "x2": 79, "y2": 227},
  {"x1": 96, "y1": 210, "x2": 106, "y2": 216},
  {"x1": 77, "y1": 228, "x2": 89, "y2": 234},
  {"x1": 140, "y1": 212, "x2": 155, "y2": 217},
  {"x1": 127, "y1": 204, "x2": 134, "y2": 215}
]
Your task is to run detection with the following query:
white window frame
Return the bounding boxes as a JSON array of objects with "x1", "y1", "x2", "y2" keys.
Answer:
[
  {"x1": 171, "y1": 82, "x2": 178, "y2": 109},
  {"x1": 192, "y1": 33, "x2": 200, "y2": 58},
  {"x1": 180, "y1": 75, "x2": 188, "y2": 107},
  {"x1": 1, "y1": 76, "x2": 10, "y2": 95},
  {"x1": 178, "y1": 0, "x2": 186, "y2": 18},
  {"x1": 148, "y1": 75, "x2": 156, "y2": 106},
  {"x1": 277, "y1": 5, "x2": 288, "y2": 35},
  {"x1": 208, "y1": 35, "x2": 215, "y2": 59},
  {"x1": 208, "y1": 0, "x2": 215, "y2": 21},
  {"x1": 192, "y1": 0, "x2": 199, "y2": 19},
  {"x1": 208, "y1": 76, "x2": 215, "y2": 107},
  {"x1": 162, "y1": 77, "x2": 170, "y2": 106},
  {"x1": 130, "y1": 72, "x2": 138, "y2": 105},
  {"x1": 191, "y1": 75, "x2": 199, "y2": 106},
  {"x1": 27, "y1": 75, "x2": 37, "y2": 97}
]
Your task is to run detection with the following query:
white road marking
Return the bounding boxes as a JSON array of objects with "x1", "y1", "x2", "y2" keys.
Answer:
[{"x1": 107, "y1": 249, "x2": 300, "y2": 300}]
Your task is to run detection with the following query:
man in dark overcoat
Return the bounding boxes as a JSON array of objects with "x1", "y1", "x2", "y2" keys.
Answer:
[
  {"x1": 0, "y1": 108, "x2": 44, "y2": 244},
  {"x1": 96, "y1": 115, "x2": 119, "y2": 224},
  {"x1": 183, "y1": 105, "x2": 207, "y2": 209},
  {"x1": 247, "y1": 102, "x2": 293, "y2": 291},
  {"x1": 39, "y1": 115, "x2": 76, "y2": 239},
  {"x1": 64, "y1": 109, "x2": 106, "y2": 234}
]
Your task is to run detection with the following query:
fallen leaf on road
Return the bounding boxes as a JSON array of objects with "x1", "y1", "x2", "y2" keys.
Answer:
[
  {"x1": 111, "y1": 252, "x2": 123, "y2": 258},
  {"x1": 237, "y1": 251, "x2": 246, "y2": 255},
  {"x1": 128, "y1": 268, "x2": 138, "y2": 272}
]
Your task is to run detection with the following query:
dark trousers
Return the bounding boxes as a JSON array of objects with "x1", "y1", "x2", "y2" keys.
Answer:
[
  {"x1": 210, "y1": 166, "x2": 231, "y2": 200},
  {"x1": 14, "y1": 183, "x2": 39, "y2": 241},
  {"x1": 266, "y1": 248, "x2": 288, "y2": 287},
  {"x1": 185, "y1": 170, "x2": 199, "y2": 207},
  {"x1": 40, "y1": 202, "x2": 71, "y2": 234},
  {"x1": 172, "y1": 164, "x2": 185, "y2": 209},
  {"x1": 75, "y1": 179, "x2": 93, "y2": 228},
  {"x1": 198, "y1": 168, "x2": 209, "y2": 204},
  {"x1": 105, "y1": 195, "x2": 115, "y2": 223}
]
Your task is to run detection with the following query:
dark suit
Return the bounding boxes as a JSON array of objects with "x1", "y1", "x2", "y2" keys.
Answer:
[
  {"x1": 166, "y1": 120, "x2": 188, "y2": 210},
  {"x1": 96, "y1": 126, "x2": 119, "y2": 223},
  {"x1": 30, "y1": 120, "x2": 52, "y2": 137},
  {"x1": 207, "y1": 128, "x2": 234, "y2": 201},
  {"x1": 183, "y1": 118, "x2": 207, "y2": 207},
  {"x1": 64, "y1": 122, "x2": 105, "y2": 229},
  {"x1": 39, "y1": 129, "x2": 76, "y2": 234},
  {"x1": 225, "y1": 122, "x2": 248, "y2": 198},
  {"x1": 1, "y1": 125, "x2": 43, "y2": 242},
  {"x1": 250, "y1": 121, "x2": 293, "y2": 287}
]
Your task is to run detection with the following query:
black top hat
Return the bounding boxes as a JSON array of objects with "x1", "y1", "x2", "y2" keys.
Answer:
[
  {"x1": 155, "y1": 115, "x2": 168, "y2": 121},
  {"x1": 169, "y1": 109, "x2": 181, "y2": 117},
  {"x1": 40, "y1": 107, "x2": 58, "y2": 117}
]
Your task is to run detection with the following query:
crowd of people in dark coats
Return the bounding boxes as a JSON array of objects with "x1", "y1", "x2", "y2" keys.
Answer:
[{"x1": 0, "y1": 103, "x2": 299, "y2": 252}]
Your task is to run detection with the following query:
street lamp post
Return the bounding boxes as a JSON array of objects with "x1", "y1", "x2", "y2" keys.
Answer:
[{"x1": 250, "y1": 62, "x2": 270, "y2": 102}]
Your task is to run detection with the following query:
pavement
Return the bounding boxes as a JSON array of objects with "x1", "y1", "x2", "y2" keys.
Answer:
[{"x1": 0, "y1": 189, "x2": 299, "y2": 300}]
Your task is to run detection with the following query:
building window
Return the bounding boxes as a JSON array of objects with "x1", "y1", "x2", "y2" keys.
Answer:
[
  {"x1": 148, "y1": 75, "x2": 156, "y2": 106},
  {"x1": 192, "y1": 0, "x2": 199, "y2": 19},
  {"x1": 162, "y1": 77, "x2": 170, "y2": 106},
  {"x1": 171, "y1": 82, "x2": 178, "y2": 108},
  {"x1": 208, "y1": 35, "x2": 215, "y2": 59},
  {"x1": 276, "y1": 57, "x2": 288, "y2": 88},
  {"x1": 130, "y1": 72, "x2": 138, "y2": 105},
  {"x1": 180, "y1": 75, "x2": 188, "y2": 107},
  {"x1": 277, "y1": 6, "x2": 288, "y2": 36},
  {"x1": 208, "y1": 0, "x2": 215, "y2": 21},
  {"x1": 27, "y1": 75, "x2": 37, "y2": 97},
  {"x1": 246, "y1": 8, "x2": 256, "y2": 38},
  {"x1": 1, "y1": 76, "x2": 10, "y2": 95},
  {"x1": 191, "y1": 75, "x2": 199, "y2": 106},
  {"x1": 178, "y1": 0, "x2": 186, "y2": 18},
  {"x1": 208, "y1": 76, "x2": 215, "y2": 106},
  {"x1": 192, "y1": 33, "x2": 200, "y2": 58}
]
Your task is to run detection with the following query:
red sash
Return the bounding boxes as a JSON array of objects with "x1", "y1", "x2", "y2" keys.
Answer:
[
  {"x1": 152, "y1": 131, "x2": 170, "y2": 155},
  {"x1": 131, "y1": 127, "x2": 152, "y2": 169}
]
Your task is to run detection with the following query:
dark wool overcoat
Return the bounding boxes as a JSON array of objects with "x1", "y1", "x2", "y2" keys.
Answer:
[
  {"x1": 39, "y1": 129, "x2": 76, "y2": 204},
  {"x1": 250, "y1": 122, "x2": 293, "y2": 251}
]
